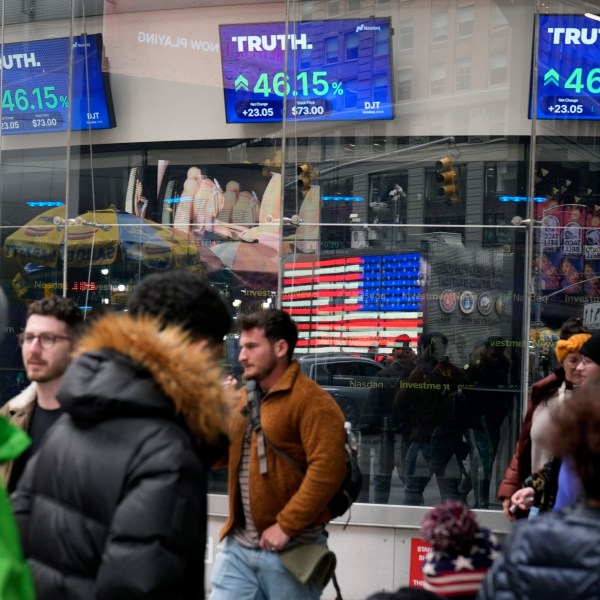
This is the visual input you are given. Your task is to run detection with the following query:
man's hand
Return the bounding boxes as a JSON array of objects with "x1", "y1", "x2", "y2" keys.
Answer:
[{"x1": 259, "y1": 523, "x2": 290, "y2": 552}]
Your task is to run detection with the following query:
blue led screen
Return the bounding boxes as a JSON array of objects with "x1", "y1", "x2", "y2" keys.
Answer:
[
  {"x1": 0, "y1": 34, "x2": 116, "y2": 134},
  {"x1": 533, "y1": 14, "x2": 600, "y2": 119},
  {"x1": 219, "y1": 19, "x2": 393, "y2": 123}
]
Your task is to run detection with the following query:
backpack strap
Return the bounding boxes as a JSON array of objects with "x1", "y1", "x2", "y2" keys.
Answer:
[
  {"x1": 332, "y1": 572, "x2": 343, "y2": 600},
  {"x1": 246, "y1": 381, "x2": 307, "y2": 474},
  {"x1": 246, "y1": 380, "x2": 268, "y2": 474},
  {"x1": 263, "y1": 435, "x2": 306, "y2": 473}
]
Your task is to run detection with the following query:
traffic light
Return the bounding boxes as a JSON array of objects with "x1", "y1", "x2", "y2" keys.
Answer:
[
  {"x1": 436, "y1": 155, "x2": 460, "y2": 204},
  {"x1": 297, "y1": 163, "x2": 315, "y2": 195}
]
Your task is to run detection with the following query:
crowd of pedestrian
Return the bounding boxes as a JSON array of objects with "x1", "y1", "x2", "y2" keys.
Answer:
[{"x1": 3, "y1": 274, "x2": 600, "y2": 599}]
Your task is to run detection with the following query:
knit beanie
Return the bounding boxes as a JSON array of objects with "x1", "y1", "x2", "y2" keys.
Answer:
[
  {"x1": 420, "y1": 501, "x2": 501, "y2": 598},
  {"x1": 555, "y1": 333, "x2": 592, "y2": 363},
  {"x1": 579, "y1": 332, "x2": 600, "y2": 366}
]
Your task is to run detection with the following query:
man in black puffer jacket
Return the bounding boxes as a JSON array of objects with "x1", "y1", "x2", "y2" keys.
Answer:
[
  {"x1": 12, "y1": 271, "x2": 233, "y2": 600},
  {"x1": 479, "y1": 373, "x2": 600, "y2": 600}
]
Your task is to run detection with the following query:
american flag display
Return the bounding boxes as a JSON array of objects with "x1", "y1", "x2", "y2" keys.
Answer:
[{"x1": 282, "y1": 253, "x2": 424, "y2": 353}]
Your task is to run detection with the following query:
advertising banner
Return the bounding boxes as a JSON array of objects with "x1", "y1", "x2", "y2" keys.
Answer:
[
  {"x1": 533, "y1": 14, "x2": 600, "y2": 120},
  {"x1": 219, "y1": 19, "x2": 393, "y2": 123}
]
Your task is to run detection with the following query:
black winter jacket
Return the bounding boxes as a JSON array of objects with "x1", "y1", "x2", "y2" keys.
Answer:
[
  {"x1": 479, "y1": 504, "x2": 600, "y2": 599},
  {"x1": 12, "y1": 313, "x2": 231, "y2": 600}
]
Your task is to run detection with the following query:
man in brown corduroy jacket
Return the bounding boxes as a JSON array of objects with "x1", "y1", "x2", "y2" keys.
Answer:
[{"x1": 211, "y1": 309, "x2": 347, "y2": 600}]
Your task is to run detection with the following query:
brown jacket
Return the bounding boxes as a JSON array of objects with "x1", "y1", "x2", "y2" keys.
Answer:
[
  {"x1": 0, "y1": 383, "x2": 37, "y2": 486},
  {"x1": 221, "y1": 361, "x2": 347, "y2": 540}
]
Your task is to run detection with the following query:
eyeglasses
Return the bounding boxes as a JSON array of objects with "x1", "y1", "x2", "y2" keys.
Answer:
[
  {"x1": 18, "y1": 332, "x2": 71, "y2": 349},
  {"x1": 578, "y1": 356, "x2": 595, "y2": 367}
]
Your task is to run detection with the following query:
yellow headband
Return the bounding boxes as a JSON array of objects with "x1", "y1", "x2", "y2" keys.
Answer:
[{"x1": 555, "y1": 333, "x2": 592, "y2": 363}]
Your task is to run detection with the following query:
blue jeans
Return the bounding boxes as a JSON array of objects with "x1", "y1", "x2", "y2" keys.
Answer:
[
  {"x1": 402, "y1": 427, "x2": 466, "y2": 506},
  {"x1": 209, "y1": 536, "x2": 324, "y2": 600}
]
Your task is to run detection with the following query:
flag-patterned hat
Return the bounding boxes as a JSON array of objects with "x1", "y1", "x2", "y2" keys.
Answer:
[{"x1": 420, "y1": 501, "x2": 501, "y2": 598}]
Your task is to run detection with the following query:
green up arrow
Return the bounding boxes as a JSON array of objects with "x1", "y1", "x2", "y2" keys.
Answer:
[
  {"x1": 235, "y1": 75, "x2": 249, "y2": 91},
  {"x1": 544, "y1": 69, "x2": 560, "y2": 86}
]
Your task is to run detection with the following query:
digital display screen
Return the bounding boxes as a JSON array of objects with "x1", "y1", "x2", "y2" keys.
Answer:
[
  {"x1": 219, "y1": 19, "x2": 393, "y2": 123},
  {"x1": 1, "y1": 34, "x2": 116, "y2": 134},
  {"x1": 532, "y1": 14, "x2": 600, "y2": 119}
]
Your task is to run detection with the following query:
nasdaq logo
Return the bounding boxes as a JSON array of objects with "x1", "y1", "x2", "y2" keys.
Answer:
[{"x1": 355, "y1": 24, "x2": 382, "y2": 33}]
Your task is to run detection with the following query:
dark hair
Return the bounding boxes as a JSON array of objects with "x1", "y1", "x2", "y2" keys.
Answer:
[
  {"x1": 366, "y1": 588, "x2": 441, "y2": 600},
  {"x1": 418, "y1": 332, "x2": 448, "y2": 356},
  {"x1": 126, "y1": 270, "x2": 231, "y2": 344},
  {"x1": 549, "y1": 373, "x2": 600, "y2": 500},
  {"x1": 237, "y1": 309, "x2": 298, "y2": 360},
  {"x1": 559, "y1": 316, "x2": 589, "y2": 340},
  {"x1": 27, "y1": 296, "x2": 84, "y2": 337}
]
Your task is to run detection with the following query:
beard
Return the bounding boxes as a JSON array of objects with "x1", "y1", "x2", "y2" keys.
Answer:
[
  {"x1": 25, "y1": 356, "x2": 70, "y2": 383},
  {"x1": 243, "y1": 352, "x2": 279, "y2": 383}
]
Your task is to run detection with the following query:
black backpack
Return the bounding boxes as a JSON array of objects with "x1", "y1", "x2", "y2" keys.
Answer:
[
  {"x1": 246, "y1": 381, "x2": 362, "y2": 522},
  {"x1": 324, "y1": 423, "x2": 363, "y2": 521}
]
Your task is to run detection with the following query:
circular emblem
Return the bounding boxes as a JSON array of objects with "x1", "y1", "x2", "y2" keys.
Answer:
[
  {"x1": 439, "y1": 289, "x2": 457, "y2": 314},
  {"x1": 477, "y1": 292, "x2": 493, "y2": 316},
  {"x1": 459, "y1": 291, "x2": 476, "y2": 314},
  {"x1": 586, "y1": 228, "x2": 600, "y2": 245},
  {"x1": 495, "y1": 291, "x2": 513, "y2": 317}
]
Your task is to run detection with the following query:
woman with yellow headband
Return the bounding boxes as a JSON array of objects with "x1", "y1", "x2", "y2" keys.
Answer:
[{"x1": 497, "y1": 318, "x2": 590, "y2": 520}]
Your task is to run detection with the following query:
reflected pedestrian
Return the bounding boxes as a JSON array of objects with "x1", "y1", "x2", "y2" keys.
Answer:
[{"x1": 397, "y1": 333, "x2": 470, "y2": 506}]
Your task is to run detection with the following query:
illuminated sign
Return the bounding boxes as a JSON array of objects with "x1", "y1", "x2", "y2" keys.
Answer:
[
  {"x1": 282, "y1": 254, "x2": 423, "y2": 353},
  {"x1": 219, "y1": 19, "x2": 393, "y2": 123},
  {"x1": 499, "y1": 196, "x2": 546, "y2": 202},
  {"x1": 532, "y1": 14, "x2": 600, "y2": 119},
  {"x1": 71, "y1": 281, "x2": 97, "y2": 291},
  {"x1": 322, "y1": 196, "x2": 365, "y2": 202},
  {"x1": 0, "y1": 34, "x2": 116, "y2": 134}
]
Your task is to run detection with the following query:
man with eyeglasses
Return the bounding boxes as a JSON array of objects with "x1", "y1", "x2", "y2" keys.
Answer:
[{"x1": 0, "y1": 296, "x2": 83, "y2": 492}]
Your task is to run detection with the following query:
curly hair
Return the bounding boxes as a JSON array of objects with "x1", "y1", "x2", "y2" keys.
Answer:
[
  {"x1": 549, "y1": 373, "x2": 600, "y2": 500},
  {"x1": 237, "y1": 309, "x2": 298, "y2": 361},
  {"x1": 126, "y1": 270, "x2": 231, "y2": 344},
  {"x1": 27, "y1": 295, "x2": 84, "y2": 337}
]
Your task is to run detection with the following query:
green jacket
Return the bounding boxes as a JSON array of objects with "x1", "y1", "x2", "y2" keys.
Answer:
[{"x1": 0, "y1": 415, "x2": 35, "y2": 600}]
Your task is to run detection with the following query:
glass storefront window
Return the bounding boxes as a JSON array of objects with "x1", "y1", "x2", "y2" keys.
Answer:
[{"x1": 2, "y1": 0, "x2": 600, "y2": 518}]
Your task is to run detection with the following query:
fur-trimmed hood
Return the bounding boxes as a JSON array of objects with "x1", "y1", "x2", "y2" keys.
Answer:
[{"x1": 57, "y1": 312, "x2": 230, "y2": 446}]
